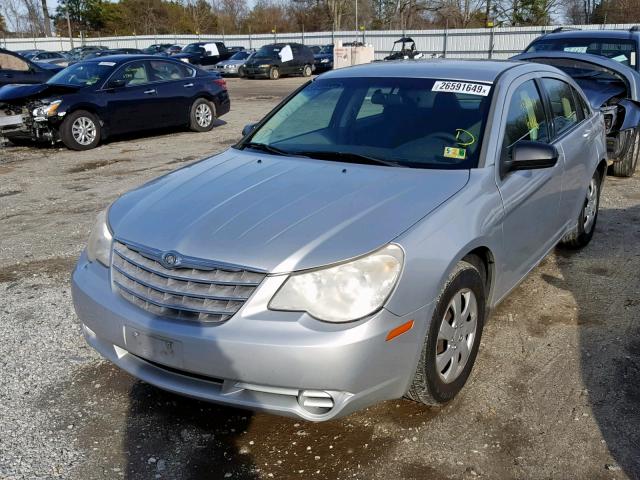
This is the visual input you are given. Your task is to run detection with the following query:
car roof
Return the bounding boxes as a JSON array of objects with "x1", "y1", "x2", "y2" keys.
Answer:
[
  {"x1": 82, "y1": 54, "x2": 182, "y2": 64},
  {"x1": 321, "y1": 59, "x2": 532, "y2": 82},
  {"x1": 535, "y1": 29, "x2": 639, "y2": 41}
]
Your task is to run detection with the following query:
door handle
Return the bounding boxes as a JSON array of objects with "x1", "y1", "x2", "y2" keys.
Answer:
[
  {"x1": 582, "y1": 129, "x2": 592, "y2": 138},
  {"x1": 143, "y1": 89, "x2": 156, "y2": 95},
  {"x1": 183, "y1": 83, "x2": 194, "y2": 88}
]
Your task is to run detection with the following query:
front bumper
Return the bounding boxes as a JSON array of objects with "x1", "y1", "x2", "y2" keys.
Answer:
[
  {"x1": 243, "y1": 66, "x2": 270, "y2": 77},
  {"x1": 71, "y1": 252, "x2": 430, "y2": 421},
  {"x1": 314, "y1": 62, "x2": 333, "y2": 72}
]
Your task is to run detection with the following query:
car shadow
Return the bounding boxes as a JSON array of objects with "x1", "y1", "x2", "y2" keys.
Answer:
[
  {"x1": 547, "y1": 202, "x2": 640, "y2": 478},
  {"x1": 123, "y1": 383, "x2": 259, "y2": 479}
]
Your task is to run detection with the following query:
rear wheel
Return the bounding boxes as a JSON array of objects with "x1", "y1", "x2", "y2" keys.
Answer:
[
  {"x1": 406, "y1": 259, "x2": 486, "y2": 405},
  {"x1": 611, "y1": 128, "x2": 639, "y2": 177},
  {"x1": 60, "y1": 110, "x2": 101, "y2": 151},
  {"x1": 189, "y1": 98, "x2": 215, "y2": 132},
  {"x1": 269, "y1": 67, "x2": 280, "y2": 80},
  {"x1": 560, "y1": 168, "x2": 601, "y2": 249},
  {"x1": 302, "y1": 64, "x2": 312, "y2": 77}
]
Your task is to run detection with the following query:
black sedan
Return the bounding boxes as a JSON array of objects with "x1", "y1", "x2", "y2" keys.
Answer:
[
  {"x1": 0, "y1": 55, "x2": 230, "y2": 150},
  {"x1": 1, "y1": 48, "x2": 63, "y2": 87}
]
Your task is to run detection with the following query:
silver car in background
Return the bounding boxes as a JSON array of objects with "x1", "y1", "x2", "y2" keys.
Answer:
[
  {"x1": 215, "y1": 49, "x2": 255, "y2": 76},
  {"x1": 72, "y1": 60, "x2": 607, "y2": 421}
]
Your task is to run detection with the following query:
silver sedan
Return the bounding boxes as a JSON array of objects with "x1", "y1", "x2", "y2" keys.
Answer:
[{"x1": 72, "y1": 60, "x2": 606, "y2": 421}]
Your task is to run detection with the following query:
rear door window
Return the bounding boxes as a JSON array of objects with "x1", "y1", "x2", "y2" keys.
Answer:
[
  {"x1": 149, "y1": 60, "x2": 193, "y2": 81},
  {"x1": 541, "y1": 78, "x2": 583, "y2": 137}
]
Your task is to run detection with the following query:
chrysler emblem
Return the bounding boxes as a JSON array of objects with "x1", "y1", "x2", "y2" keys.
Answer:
[{"x1": 161, "y1": 252, "x2": 180, "y2": 269}]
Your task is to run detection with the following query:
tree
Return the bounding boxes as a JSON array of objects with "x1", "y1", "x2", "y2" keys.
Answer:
[{"x1": 0, "y1": 12, "x2": 6, "y2": 32}]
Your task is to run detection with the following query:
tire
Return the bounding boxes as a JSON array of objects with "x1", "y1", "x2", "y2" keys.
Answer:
[
  {"x1": 302, "y1": 64, "x2": 312, "y2": 77},
  {"x1": 60, "y1": 110, "x2": 101, "y2": 151},
  {"x1": 238, "y1": 66, "x2": 245, "y2": 78},
  {"x1": 611, "y1": 128, "x2": 639, "y2": 177},
  {"x1": 269, "y1": 67, "x2": 280, "y2": 80},
  {"x1": 406, "y1": 259, "x2": 486, "y2": 406},
  {"x1": 560, "y1": 168, "x2": 601, "y2": 249},
  {"x1": 189, "y1": 98, "x2": 216, "y2": 132}
]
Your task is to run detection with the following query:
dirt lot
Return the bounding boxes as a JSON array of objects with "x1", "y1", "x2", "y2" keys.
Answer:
[{"x1": 1, "y1": 76, "x2": 639, "y2": 480}]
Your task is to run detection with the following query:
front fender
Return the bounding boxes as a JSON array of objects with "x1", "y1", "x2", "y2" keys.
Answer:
[
  {"x1": 619, "y1": 98, "x2": 640, "y2": 131},
  {"x1": 386, "y1": 168, "x2": 504, "y2": 317}
]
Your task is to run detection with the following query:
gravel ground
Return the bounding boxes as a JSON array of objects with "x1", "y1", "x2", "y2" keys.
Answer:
[{"x1": 1, "y1": 76, "x2": 639, "y2": 480}]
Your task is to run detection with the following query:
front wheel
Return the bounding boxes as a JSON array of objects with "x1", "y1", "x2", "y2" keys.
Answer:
[
  {"x1": 611, "y1": 128, "x2": 639, "y2": 177},
  {"x1": 189, "y1": 98, "x2": 216, "y2": 132},
  {"x1": 302, "y1": 64, "x2": 312, "y2": 77},
  {"x1": 60, "y1": 110, "x2": 101, "y2": 150},
  {"x1": 269, "y1": 67, "x2": 280, "y2": 80},
  {"x1": 560, "y1": 168, "x2": 601, "y2": 249},
  {"x1": 406, "y1": 259, "x2": 486, "y2": 405}
]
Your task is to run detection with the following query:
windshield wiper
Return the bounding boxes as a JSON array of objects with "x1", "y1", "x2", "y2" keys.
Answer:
[
  {"x1": 291, "y1": 150, "x2": 401, "y2": 167},
  {"x1": 243, "y1": 142, "x2": 294, "y2": 156}
]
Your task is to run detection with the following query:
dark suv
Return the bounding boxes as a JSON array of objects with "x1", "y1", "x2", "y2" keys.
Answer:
[
  {"x1": 520, "y1": 27, "x2": 640, "y2": 176},
  {"x1": 524, "y1": 27, "x2": 640, "y2": 71},
  {"x1": 243, "y1": 43, "x2": 315, "y2": 80}
]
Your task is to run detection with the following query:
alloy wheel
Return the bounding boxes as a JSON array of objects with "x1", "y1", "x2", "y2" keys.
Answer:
[
  {"x1": 71, "y1": 117, "x2": 97, "y2": 146},
  {"x1": 583, "y1": 177, "x2": 599, "y2": 232},
  {"x1": 435, "y1": 288, "x2": 478, "y2": 384},
  {"x1": 195, "y1": 103, "x2": 212, "y2": 128}
]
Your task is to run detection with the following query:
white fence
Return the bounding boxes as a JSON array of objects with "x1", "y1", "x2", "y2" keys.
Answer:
[{"x1": 2, "y1": 23, "x2": 638, "y2": 60}]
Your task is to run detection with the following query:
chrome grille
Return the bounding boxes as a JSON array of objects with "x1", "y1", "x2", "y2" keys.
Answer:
[{"x1": 111, "y1": 241, "x2": 266, "y2": 323}]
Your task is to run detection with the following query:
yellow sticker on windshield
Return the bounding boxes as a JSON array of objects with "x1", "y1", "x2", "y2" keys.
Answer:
[{"x1": 444, "y1": 147, "x2": 466, "y2": 160}]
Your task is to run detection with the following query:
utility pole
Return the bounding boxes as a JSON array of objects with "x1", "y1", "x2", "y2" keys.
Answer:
[
  {"x1": 65, "y1": 1, "x2": 74, "y2": 48},
  {"x1": 485, "y1": 0, "x2": 492, "y2": 27},
  {"x1": 355, "y1": 0, "x2": 358, "y2": 35},
  {"x1": 41, "y1": 0, "x2": 52, "y2": 36}
]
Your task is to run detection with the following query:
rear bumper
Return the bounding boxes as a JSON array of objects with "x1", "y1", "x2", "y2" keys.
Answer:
[{"x1": 72, "y1": 252, "x2": 430, "y2": 421}]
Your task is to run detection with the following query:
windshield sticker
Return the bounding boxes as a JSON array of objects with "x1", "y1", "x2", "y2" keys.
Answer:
[
  {"x1": 455, "y1": 129, "x2": 475, "y2": 146},
  {"x1": 444, "y1": 147, "x2": 467, "y2": 160},
  {"x1": 98, "y1": 61, "x2": 116, "y2": 66},
  {"x1": 564, "y1": 46, "x2": 587, "y2": 53},
  {"x1": 432, "y1": 81, "x2": 491, "y2": 96}
]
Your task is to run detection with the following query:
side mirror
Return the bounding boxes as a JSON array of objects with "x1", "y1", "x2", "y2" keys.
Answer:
[
  {"x1": 107, "y1": 79, "x2": 126, "y2": 89},
  {"x1": 502, "y1": 141, "x2": 558, "y2": 177},
  {"x1": 242, "y1": 123, "x2": 257, "y2": 137}
]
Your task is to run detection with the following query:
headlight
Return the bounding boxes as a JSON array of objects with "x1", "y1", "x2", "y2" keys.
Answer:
[
  {"x1": 86, "y1": 209, "x2": 113, "y2": 267},
  {"x1": 32, "y1": 100, "x2": 62, "y2": 118},
  {"x1": 258, "y1": 64, "x2": 271, "y2": 68},
  {"x1": 320, "y1": 58, "x2": 330, "y2": 63},
  {"x1": 269, "y1": 244, "x2": 403, "y2": 322}
]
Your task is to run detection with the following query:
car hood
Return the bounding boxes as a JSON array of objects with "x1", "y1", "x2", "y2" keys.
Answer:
[
  {"x1": 109, "y1": 149, "x2": 469, "y2": 273},
  {"x1": 173, "y1": 53, "x2": 197, "y2": 59},
  {"x1": 0, "y1": 83, "x2": 80, "y2": 103},
  {"x1": 314, "y1": 53, "x2": 332, "y2": 61},
  {"x1": 513, "y1": 51, "x2": 640, "y2": 102}
]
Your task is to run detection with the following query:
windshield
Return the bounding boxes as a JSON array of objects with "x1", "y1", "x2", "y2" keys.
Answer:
[
  {"x1": 319, "y1": 45, "x2": 333, "y2": 54},
  {"x1": 526, "y1": 38, "x2": 637, "y2": 68},
  {"x1": 183, "y1": 44, "x2": 203, "y2": 53},
  {"x1": 254, "y1": 46, "x2": 279, "y2": 59},
  {"x1": 46, "y1": 62, "x2": 114, "y2": 87},
  {"x1": 230, "y1": 51, "x2": 250, "y2": 60},
  {"x1": 242, "y1": 77, "x2": 492, "y2": 169}
]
